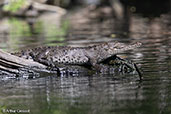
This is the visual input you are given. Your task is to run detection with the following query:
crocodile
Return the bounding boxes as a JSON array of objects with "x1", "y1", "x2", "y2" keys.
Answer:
[{"x1": 11, "y1": 42, "x2": 142, "y2": 75}]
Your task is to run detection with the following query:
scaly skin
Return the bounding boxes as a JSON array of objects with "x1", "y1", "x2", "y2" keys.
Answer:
[{"x1": 11, "y1": 42, "x2": 141, "y2": 70}]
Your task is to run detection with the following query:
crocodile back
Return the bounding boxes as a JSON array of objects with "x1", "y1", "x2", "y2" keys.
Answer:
[
  {"x1": 41, "y1": 47, "x2": 89, "y2": 65},
  {"x1": 11, "y1": 42, "x2": 141, "y2": 66}
]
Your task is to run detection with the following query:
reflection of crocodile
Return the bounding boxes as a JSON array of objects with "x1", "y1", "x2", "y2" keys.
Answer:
[{"x1": 12, "y1": 42, "x2": 142, "y2": 75}]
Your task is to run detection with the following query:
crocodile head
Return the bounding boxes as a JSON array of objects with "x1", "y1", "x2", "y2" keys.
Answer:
[
  {"x1": 93, "y1": 42, "x2": 142, "y2": 63},
  {"x1": 107, "y1": 42, "x2": 142, "y2": 54}
]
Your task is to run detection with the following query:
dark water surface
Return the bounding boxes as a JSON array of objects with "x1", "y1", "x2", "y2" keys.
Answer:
[{"x1": 0, "y1": 10, "x2": 171, "y2": 114}]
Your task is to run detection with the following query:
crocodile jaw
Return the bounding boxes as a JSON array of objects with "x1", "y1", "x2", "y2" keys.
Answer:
[
  {"x1": 108, "y1": 42, "x2": 142, "y2": 54},
  {"x1": 92, "y1": 42, "x2": 142, "y2": 63}
]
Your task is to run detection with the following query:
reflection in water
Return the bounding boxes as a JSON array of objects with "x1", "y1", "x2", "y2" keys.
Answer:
[
  {"x1": 0, "y1": 71, "x2": 171, "y2": 114},
  {"x1": 0, "y1": 74, "x2": 141, "y2": 114},
  {"x1": 0, "y1": 14, "x2": 68, "y2": 52},
  {"x1": 0, "y1": 5, "x2": 171, "y2": 114}
]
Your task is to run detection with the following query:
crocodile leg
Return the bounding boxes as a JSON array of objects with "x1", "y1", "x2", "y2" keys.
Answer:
[
  {"x1": 110, "y1": 56, "x2": 142, "y2": 79},
  {"x1": 88, "y1": 58, "x2": 107, "y2": 72},
  {"x1": 113, "y1": 57, "x2": 136, "y2": 72}
]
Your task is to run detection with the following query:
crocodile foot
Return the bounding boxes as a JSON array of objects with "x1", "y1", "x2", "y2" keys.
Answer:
[{"x1": 108, "y1": 56, "x2": 142, "y2": 79}]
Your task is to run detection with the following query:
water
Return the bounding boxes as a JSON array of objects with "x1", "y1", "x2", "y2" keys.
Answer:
[{"x1": 0, "y1": 8, "x2": 171, "y2": 114}]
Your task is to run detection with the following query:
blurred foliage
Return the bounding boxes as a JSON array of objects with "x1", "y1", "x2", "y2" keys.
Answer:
[
  {"x1": 8, "y1": 18, "x2": 31, "y2": 37},
  {"x1": 34, "y1": 21, "x2": 44, "y2": 34},
  {"x1": 5, "y1": 18, "x2": 31, "y2": 51},
  {"x1": 3, "y1": 0, "x2": 27, "y2": 13},
  {"x1": 0, "y1": 105, "x2": 7, "y2": 114},
  {"x1": 44, "y1": 19, "x2": 69, "y2": 46},
  {"x1": 5, "y1": 17, "x2": 69, "y2": 49}
]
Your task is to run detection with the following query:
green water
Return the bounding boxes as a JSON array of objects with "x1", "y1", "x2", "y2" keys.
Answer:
[{"x1": 0, "y1": 12, "x2": 171, "y2": 114}]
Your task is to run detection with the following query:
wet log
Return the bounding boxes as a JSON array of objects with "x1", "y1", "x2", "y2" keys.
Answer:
[
  {"x1": 0, "y1": 49, "x2": 46, "y2": 73},
  {"x1": 1, "y1": 1, "x2": 66, "y2": 17},
  {"x1": 32, "y1": 2, "x2": 66, "y2": 15}
]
